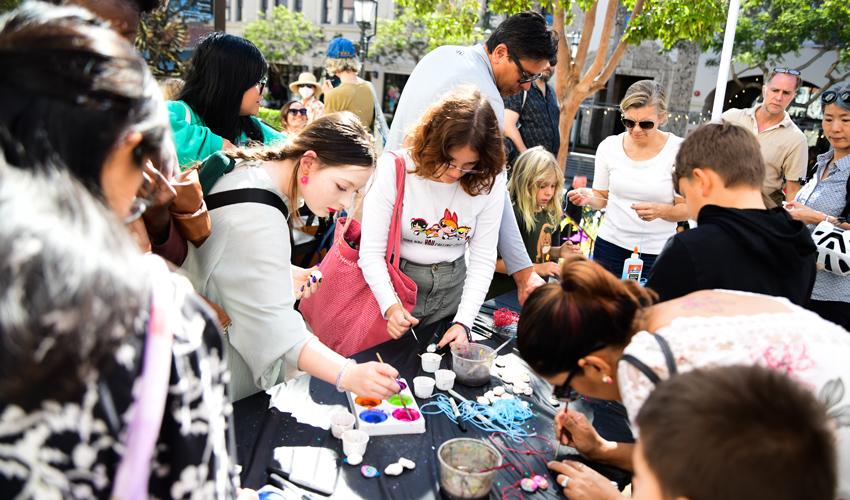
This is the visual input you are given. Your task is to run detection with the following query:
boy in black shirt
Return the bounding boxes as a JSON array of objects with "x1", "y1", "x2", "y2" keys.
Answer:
[{"x1": 646, "y1": 122, "x2": 816, "y2": 305}]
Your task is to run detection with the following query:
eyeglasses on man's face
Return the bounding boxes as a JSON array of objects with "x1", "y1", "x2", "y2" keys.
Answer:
[
  {"x1": 508, "y1": 52, "x2": 544, "y2": 85},
  {"x1": 621, "y1": 116, "x2": 657, "y2": 130}
]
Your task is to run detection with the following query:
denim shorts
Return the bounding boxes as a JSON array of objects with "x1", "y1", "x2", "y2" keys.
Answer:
[{"x1": 399, "y1": 256, "x2": 466, "y2": 327}]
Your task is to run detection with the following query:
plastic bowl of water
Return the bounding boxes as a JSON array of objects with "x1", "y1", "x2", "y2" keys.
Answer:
[{"x1": 451, "y1": 343, "x2": 494, "y2": 387}]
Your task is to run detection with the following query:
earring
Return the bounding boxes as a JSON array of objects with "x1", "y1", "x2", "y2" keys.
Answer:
[
  {"x1": 601, "y1": 375, "x2": 613, "y2": 385},
  {"x1": 300, "y1": 175, "x2": 309, "y2": 185}
]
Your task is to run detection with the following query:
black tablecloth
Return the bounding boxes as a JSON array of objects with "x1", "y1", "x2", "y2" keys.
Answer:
[{"x1": 234, "y1": 292, "x2": 632, "y2": 498}]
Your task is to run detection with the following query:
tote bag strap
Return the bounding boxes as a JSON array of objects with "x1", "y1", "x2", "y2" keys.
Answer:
[
  {"x1": 111, "y1": 256, "x2": 175, "y2": 500},
  {"x1": 385, "y1": 152, "x2": 407, "y2": 269},
  {"x1": 618, "y1": 333, "x2": 677, "y2": 387}
]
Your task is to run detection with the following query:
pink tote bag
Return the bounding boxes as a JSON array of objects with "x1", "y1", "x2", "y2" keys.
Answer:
[{"x1": 299, "y1": 153, "x2": 417, "y2": 356}]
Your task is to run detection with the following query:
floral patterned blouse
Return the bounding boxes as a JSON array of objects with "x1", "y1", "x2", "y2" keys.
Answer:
[
  {"x1": 0, "y1": 273, "x2": 240, "y2": 499},
  {"x1": 617, "y1": 290, "x2": 850, "y2": 498}
]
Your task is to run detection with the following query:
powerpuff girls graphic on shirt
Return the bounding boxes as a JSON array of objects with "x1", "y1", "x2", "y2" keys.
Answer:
[{"x1": 407, "y1": 209, "x2": 471, "y2": 246}]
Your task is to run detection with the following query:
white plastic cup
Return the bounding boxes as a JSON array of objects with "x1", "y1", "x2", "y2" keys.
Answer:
[
  {"x1": 435, "y1": 369, "x2": 456, "y2": 391},
  {"x1": 421, "y1": 353, "x2": 441, "y2": 373},
  {"x1": 413, "y1": 376, "x2": 436, "y2": 398},
  {"x1": 341, "y1": 429, "x2": 369, "y2": 457},
  {"x1": 330, "y1": 411, "x2": 355, "y2": 439}
]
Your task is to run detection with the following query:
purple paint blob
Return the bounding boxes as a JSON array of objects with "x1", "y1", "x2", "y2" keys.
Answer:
[
  {"x1": 392, "y1": 408, "x2": 421, "y2": 422},
  {"x1": 396, "y1": 379, "x2": 407, "y2": 391},
  {"x1": 359, "y1": 409, "x2": 388, "y2": 424}
]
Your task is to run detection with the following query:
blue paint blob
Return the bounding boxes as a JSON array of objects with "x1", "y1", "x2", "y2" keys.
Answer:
[{"x1": 359, "y1": 409, "x2": 388, "y2": 424}]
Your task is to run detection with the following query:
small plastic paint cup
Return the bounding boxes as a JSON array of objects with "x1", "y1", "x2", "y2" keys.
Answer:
[
  {"x1": 435, "y1": 369, "x2": 456, "y2": 391},
  {"x1": 421, "y1": 353, "x2": 441, "y2": 373},
  {"x1": 413, "y1": 376, "x2": 435, "y2": 398},
  {"x1": 330, "y1": 411, "x2": 355, "y2": 439},
  {"x1": 341, "y1": 429, "x2": 369, "y2": 457}
]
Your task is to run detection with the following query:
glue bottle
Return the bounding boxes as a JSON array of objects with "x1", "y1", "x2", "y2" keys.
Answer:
[{"x1": 621, "y1": 247, "x2": 643, "y2": 281}]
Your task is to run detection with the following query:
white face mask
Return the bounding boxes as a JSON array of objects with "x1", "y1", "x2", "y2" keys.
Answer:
[{"x1": 299, "y1": 86, "x2": 315, "y2": 99}]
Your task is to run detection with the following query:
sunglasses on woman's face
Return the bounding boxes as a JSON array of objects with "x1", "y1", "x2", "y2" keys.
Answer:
[
  {"x1": 288, "y1": 108, "x2": 308, "y2": 116},
  {"x1": 553, "y1": 370, "x2": 582, "y2": 402},
  {"x1": 621, "y1": 116, "x2": 656, "y2": 130}
]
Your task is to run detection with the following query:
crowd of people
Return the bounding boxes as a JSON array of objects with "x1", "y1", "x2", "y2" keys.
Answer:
[{"x1": 0, "y1": 1, "x2": 848, "y2": 499}]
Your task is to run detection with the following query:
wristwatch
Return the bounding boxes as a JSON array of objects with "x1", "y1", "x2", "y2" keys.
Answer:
[{"x1": 451, "y1": 321, "x2": 472, "y2": 342}]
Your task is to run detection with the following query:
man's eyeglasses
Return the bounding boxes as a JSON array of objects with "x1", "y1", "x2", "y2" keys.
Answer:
[
  {"x1": 288, "y1": 108, "x2": 308, "y2": 116},
  {"x1": 256, "y1": 76, "x2": 268, "y2": 94},
  {"x1": 773, "y1": 67, "x2": 801, "y2": 77},
  {"x1": 508, "y1": 52, "x2": 544, "y2": 85},
  {"x1": 821, "y1": 89, "x2": 850, "y2": 105},
  {"x1": 444, "y1": 161, "x2": 481, "y2": 175},
  {"x1": 621, "y1": 116, "x2": 656, "y2": 130}
]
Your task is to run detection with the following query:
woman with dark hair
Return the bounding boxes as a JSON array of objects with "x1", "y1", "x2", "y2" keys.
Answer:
[
  {"x1": 169, "y1": 32, "x2": 284, "y2": 167},
  {"x1": 358, "y1": 87, "x2": 507, "y2": 349},
  {"x1": 785, "y1": 81, "x2": 850, "y2": 329},
  {"x1": 516, "y1": 254, "x2": 850, "y2": 499},
  {"x1": 280, "y1": 99, "x2": 308, "y2": 136},
  {"x1": 184, "y1": 112, "x2": 401, "y2": 401}
]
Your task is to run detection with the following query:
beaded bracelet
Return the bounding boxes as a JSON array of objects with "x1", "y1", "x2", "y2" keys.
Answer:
[{"x1": 335, "y1": 358, "x2": 354, "y2": 392}]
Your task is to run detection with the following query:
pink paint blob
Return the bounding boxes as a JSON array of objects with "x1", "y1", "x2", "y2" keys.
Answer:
[{"x1": 392, "y1": 408, "x2": 421, "y2": 422}]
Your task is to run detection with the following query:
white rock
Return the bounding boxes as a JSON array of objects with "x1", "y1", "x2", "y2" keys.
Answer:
[
  {"x1": 493, "y1": 386, "x2": 506, "y2": 396},
  {"x1": 476, "y1": 396, "x2": 490, "y2": 405},
  {"x1": 522, "y1": 386, "x2": 534, "y2": 396},
  {"x1": 426, "y1": 343, "x2": 437, "y2": 353},
  {"x1": 398, "y1": 457, "x2": 416, "y2": 470},
  {"x1": 345, "y1": 454, "x2": 363, "y2": 466},
  {"x1": 384, "y1": 463, "x2": 404, "y2": 476},
  {"x1": 521, "y1": 373, "x2": 531, "y2": 383},
  {"x1": 484, "y1": 390, "x2": 496, "y2": 400},
  {"x1": 521, "y1": 401, "x2": 530, "y2": 408},
  {"x1": 501, "y1": 393, "x2": 515, "y2": 400},
  {"x1": 494, "y1": 356, "x2": 507, "y2": 368}
]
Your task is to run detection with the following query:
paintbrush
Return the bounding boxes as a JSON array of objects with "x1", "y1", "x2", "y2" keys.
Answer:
[
  {"x1": 376, "y1": 352, "x2": 412, "y2": 419},
  {"x1": 392, "y1": 289, "x2": 419, "y2": 343}
]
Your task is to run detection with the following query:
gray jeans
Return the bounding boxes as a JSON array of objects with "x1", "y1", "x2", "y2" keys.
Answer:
[{"x1": 399, "y1": 256, "x2": 466, "y2": 327}]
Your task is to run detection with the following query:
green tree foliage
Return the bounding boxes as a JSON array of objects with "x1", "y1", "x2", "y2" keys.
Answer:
[
  {"x1": 244, "y1": 6, "x2": 324, "y2": 67},
  {"x1": 0, "y1": 0, "x2": 21, "y2": 12},
  {"x1": 371, "y1": 0, "x2": 483, "y2": 64},
  {"x1": 708, "y1": 0, "x2": 850, "y2": 97},
  {"x1": 137, "y1": 2, "x2": 189, "y2": 77}
]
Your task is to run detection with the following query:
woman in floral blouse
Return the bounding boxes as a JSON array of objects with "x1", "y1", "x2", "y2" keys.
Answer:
[{"x1": 517, "y1": 254, "x2": 850, "y2": 500}]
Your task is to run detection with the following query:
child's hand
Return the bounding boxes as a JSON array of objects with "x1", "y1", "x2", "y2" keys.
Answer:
[
  {"x1": 567, "y1": 188, "x2": 592, "y2": 206},
  {"x1": 564, "y1": 242, "x2": 583, "y2": 254},
  {"x1": 342, "y1": 361, "x2": 400, "y2": 399},
  {"x1": 386, "y1": 304, "x2": 419, "y2": 339},
  {"x1": 533, "y1": 261, "x2": 560, "y2": 278}
]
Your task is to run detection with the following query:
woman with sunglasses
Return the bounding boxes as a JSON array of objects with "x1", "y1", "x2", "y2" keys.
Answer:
[
  {"x1": 567, "y1": 80, "x2": 687, "y2": 278},
  {"x1": 281, "y1": 99, "x2": 309, "y2": 136},
  {"x1": 168, "y1": 32, "x2": 284, "y2": 168},
  {"x1": 357, "y1": 87, "x2": 506, "y2": 350},
  {"x1": 785, "y1": 81, "x2": 850, "y2": 329},
  {"x1": 517, "y1": 254, "x2": 850, "y2": 500}
]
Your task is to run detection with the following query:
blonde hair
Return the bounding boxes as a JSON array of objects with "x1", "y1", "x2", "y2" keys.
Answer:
[
  {"x1": 325, "y1": 57, "x2": 361, "y2": 75},
  {"x1": 508, "y1": 146, "x2": 564, "y2": 232},
  {"x1": 158, "y1": 77, "x2": 184, "y2": 101},
  {"x1": 620, "y1": 80, "x2": 668, "y2": 121}
]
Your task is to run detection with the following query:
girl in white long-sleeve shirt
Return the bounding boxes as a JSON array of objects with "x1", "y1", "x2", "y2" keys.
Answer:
[{"x1": 359, "y1": 87, "x2": 506, "y2": 348}]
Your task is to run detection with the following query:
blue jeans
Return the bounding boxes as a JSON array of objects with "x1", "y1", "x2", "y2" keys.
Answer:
[{"x1": 592, "y1": 236, "x2": 658, "y2": 278}]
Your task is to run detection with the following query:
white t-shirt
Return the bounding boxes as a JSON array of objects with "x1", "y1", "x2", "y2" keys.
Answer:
[
  {"x1": 617, "y1": 291, "x2": 850, "y2": 497},
  {"x1": 359, "y1": 150, "x2": 506, "y2": 327},
  {"x1": 592, "y1": 132, "x2": 683, "y2": 254}
]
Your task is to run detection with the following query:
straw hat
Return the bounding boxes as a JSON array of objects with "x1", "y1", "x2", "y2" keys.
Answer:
[{"x1": 289, "y1": 72, "x2": 322, "y2": 96}]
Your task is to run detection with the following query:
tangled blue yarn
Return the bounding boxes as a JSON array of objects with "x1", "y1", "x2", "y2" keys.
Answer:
[{"x1": 419, "y1": 394, "x2": 535, "y2": 441}]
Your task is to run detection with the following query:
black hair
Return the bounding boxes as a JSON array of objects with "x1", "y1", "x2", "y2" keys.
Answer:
[
  {"x1": 0, "y1": 2, "x2": 174, "y2": 196},
  {"x1": 45, "y1": 0, "x2": 162, "y2": 14},
  {"x1": 177, "y1": 32, "x2": 268, "y2": 143},
  {"x1": 485, "y1": 11, "x2": 557, "y2": 65},
  {"x1": 0, "y1": 163, "x2": 150, "y2": 409}
]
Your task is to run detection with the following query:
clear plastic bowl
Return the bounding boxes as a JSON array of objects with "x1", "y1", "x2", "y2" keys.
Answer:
[
  {"x1": 438, "y1": 438, "x2": 502, "y2": 499},
  {"x1": 451, "y1": 343, "x2": 494, "y2": 387}
]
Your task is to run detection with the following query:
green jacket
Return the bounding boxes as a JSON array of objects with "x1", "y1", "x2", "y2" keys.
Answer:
[{"x1": 167, "y1": 100, "x2": 286, "y2": 169}]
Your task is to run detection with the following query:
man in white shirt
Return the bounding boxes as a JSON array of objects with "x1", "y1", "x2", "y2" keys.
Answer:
[
  {"x1": 387, "y1": 11, "x2": 558, "y2": 303},
  {"x1": 722, "y1": 68, "x2": 809, "y2": 207}
]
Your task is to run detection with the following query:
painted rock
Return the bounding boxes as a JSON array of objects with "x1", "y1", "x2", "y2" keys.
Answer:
[
  {"x1": 360, "y1": 465, "x2": 380, "y2": 478},
  {"x1": 384, "y1": 463, "x2": 404, "y2": 476},
  {"x1": 344, "y1": 454, "x2": 363, "y2": 466},
  {"x1": 520, "y1": 477, "x2": 539, "y2": 493},
  {"x1": 398, "y1": 457, "x2": 416, "y2": 470},
  {"x1": 533, "y1": 475, "x2": 550, "y2": 490}
]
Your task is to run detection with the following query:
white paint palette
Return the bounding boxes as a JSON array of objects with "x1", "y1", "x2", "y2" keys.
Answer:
[{"x1": 346, "y1": 378, "x2": 426, "y2": 436}]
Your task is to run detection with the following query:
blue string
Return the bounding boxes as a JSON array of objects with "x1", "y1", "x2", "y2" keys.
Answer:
[{"x1": 419, "y1": 394, "x2": 535, "y2": 442}]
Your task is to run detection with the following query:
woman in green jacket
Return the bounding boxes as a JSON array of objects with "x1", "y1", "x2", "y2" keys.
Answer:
[{"x1": 168, "y1": 33, "x2": 284, "y2": 168}]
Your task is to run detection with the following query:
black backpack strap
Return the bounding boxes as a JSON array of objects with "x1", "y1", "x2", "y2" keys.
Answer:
[
  {"x1": 206, "y1": 188, "x2": 293, "y2": 248},
  {"x1": 841, "y1": 173, "x2": 850, "y2": 221},
  {"x1": 618, "y1": 333, "x2": 678, "y2": 386}
]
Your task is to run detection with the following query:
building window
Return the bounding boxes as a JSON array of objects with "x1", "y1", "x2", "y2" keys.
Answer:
[
  {"x1": 236, "y1": 0, "x2": 242, "y2": 21},
  {"x1": 226, "y1": 0, "x2": 231, "y2": 21},
  {"x1": 321, "y1": 0, "x2": 332, "y2": 23},
  {"x1": 338, "y1": 0, "x2": 354, "y2": 24},
  {"x1": 261, "y1": 0, "x2": 267, "y2": 14},
  {"x1": 274, "y1": 0, "x2": 285, "y2": 6},
  {"x1": 293, "y1": 0, "x2": 302, "y2": 11}
]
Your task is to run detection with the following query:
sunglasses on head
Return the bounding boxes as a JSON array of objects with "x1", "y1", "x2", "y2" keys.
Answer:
[
  {"x1": 773, "y1": 67, "x2": 801, "y2": 77},
  {"x1": 288, "y1": 108, "x2": 308, "y2": 116},
  {"x1": 821, "y1": 89, "x2": 850, "y2": 106},
  {"x1": 621, "y1": 116, "x2": 656, "y2": 130}
]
